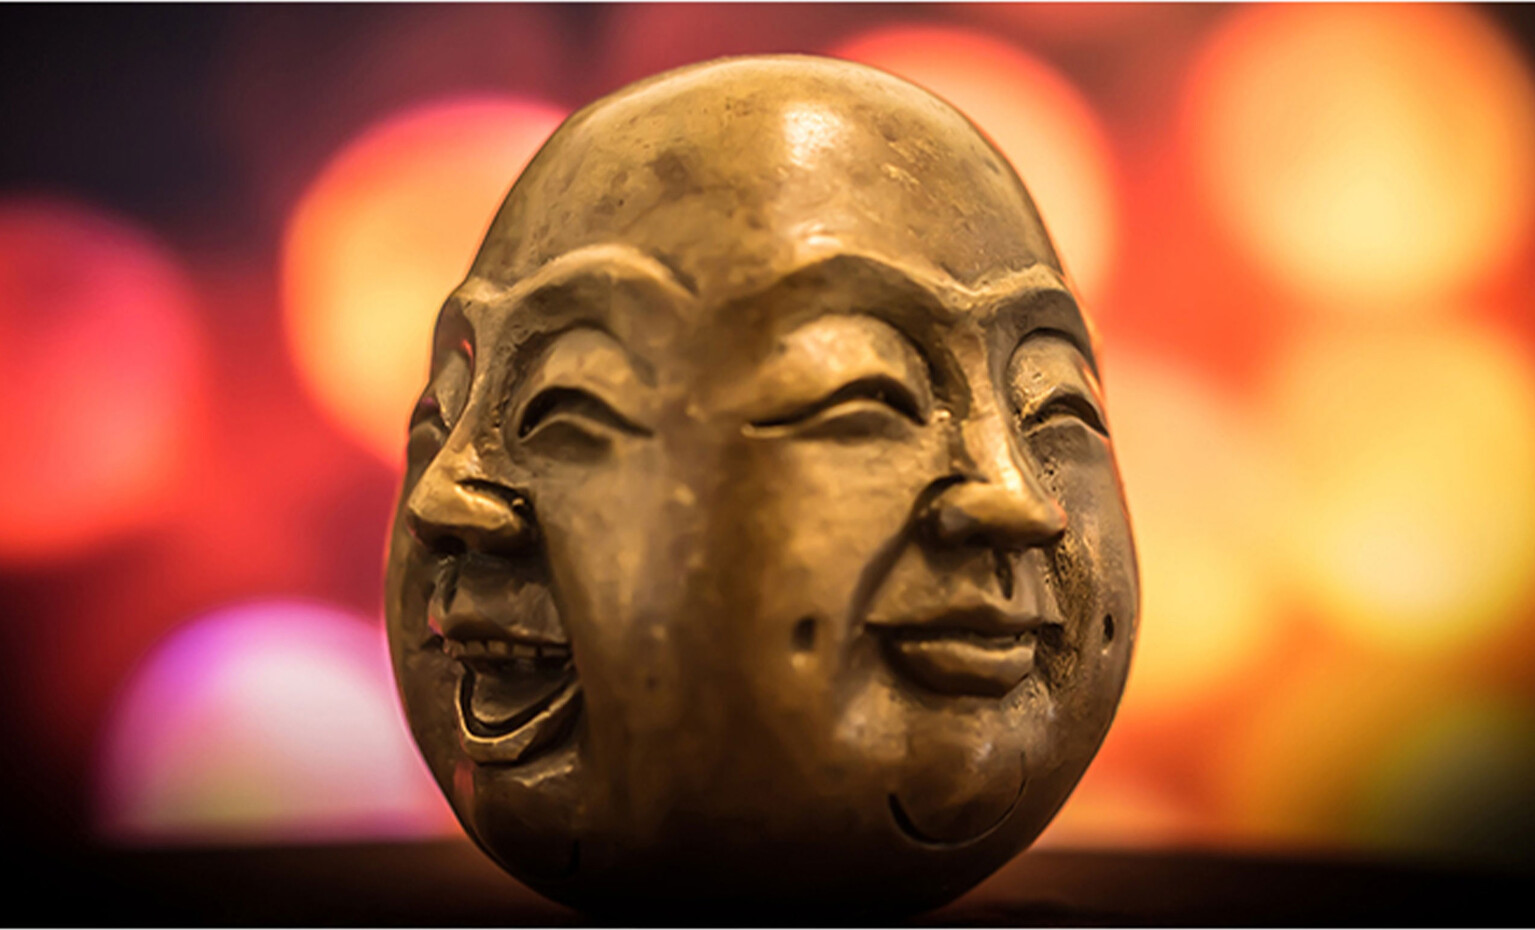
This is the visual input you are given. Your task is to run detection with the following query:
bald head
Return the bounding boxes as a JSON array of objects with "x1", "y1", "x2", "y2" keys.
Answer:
[{"x1": 471, "y1": 55, "x2": 1062, "y2": 300}]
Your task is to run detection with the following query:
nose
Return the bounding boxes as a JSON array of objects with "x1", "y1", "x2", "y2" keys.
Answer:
[
  {"x1": 405, "y1": 440, "x2": 535, "y2": 558},
  {"x1": 926, "y1": 409, "x2": 1067, "y2": 550},
  {"x1": 927, "y1": 479, "x2": 1066, "y2": 549}
]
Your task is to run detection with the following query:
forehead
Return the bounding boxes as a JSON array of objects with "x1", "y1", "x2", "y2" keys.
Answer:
[{"x1": 469, "y1": 56, "x2": 1064, "y2": 304}]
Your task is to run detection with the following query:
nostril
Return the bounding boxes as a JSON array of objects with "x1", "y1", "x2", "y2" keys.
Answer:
[
  {"x1": 792, "y1": 616, "x2": 818, "y2": 652},
  {"x1": 992, "y1": 550, "x2": 1015, "y2": 600},
  {"x1": 406, "y1": 508, "x2": 468, "y2": 558},
  {"x1": 432, "y1": 533, "x2": 467, "y2": 558},
  {"x1": 406, "y1": 479, "x2": 537, "y2": 558}
]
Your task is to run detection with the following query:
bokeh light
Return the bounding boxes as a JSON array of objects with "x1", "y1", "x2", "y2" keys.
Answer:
[
  {"x1": 831, "y1": 25, "x2": 1119, "y2": 306},
  {"x1": 1107, "y1": 350, "x2": 1287, "y2": 714},
  {"x1": 97, "y1": 600, "x2": 451, "y2": 844},
  {"x1": 1267, "y1": 321, "x2": 1535, "y2": 653},
  {"x1": 0, "y1": 198, "x2": 203, "y2": 563},
  {"x1": 955, "y1": 3, "x2": 1193, "y2": 50},
  {"x1": 1216, "y1": 649, "x2": 1455, "y2": 853},
  {"x1": 281, "y1": 97, "x2": 566, "y2": 465},
  {"x1": 6, "y1": 3, "x2": 1535, "y2": 871},
  {"x1": 1038, "y1": 769, "x2": 1207, "y2": 851},
  {"x1": 1185, "y1": 4, "x2": 1535, "y2": 311}
]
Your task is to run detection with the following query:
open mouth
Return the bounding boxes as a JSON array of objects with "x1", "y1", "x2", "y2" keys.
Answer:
[
  {"x1": 429, "y1": 557, "x2": 581, "y2": 765},
  {"x1": 454, "y1": 650, "x2": 582, "y2": 765}
]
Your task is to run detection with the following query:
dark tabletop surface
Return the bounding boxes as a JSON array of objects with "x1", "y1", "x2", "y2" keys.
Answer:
[{"x1": 14, "y1": 837, "x2": 1528, "y2": 927}]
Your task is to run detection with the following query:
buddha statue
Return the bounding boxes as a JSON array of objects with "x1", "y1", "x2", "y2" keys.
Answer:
[{"x1": 385, "y1": 54, "x2": 1138, "y2": 915}]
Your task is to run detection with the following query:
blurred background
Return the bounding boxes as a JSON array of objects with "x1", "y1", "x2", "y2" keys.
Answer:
[{"x1": 3, "y1": 2, "x2": 1534, "y2": 880}]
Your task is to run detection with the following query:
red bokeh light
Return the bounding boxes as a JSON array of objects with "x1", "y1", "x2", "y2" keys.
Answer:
[{"x1": 0, "y1": 199, "x2": 204, "y2": 563}]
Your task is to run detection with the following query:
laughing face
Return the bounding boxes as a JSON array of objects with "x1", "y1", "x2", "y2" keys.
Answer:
[{"x1": 385, "y1": 56, "x2": 1137, "y2": 914}]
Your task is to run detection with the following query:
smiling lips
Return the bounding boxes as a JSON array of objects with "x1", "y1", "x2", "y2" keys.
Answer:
[
  {"x1": 429, "y1": 559, "x2": 580, "y2": 765},
  {"x1": 432, "y1": 556, "x2": 1046, "y2": 761},
  {"x1": 870, "y1": 605, "x2": 1050, "y2": 697}
]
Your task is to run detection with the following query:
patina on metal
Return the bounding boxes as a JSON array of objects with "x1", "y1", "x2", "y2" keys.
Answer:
[{"x1": 385, "y1": 54, "x2": 1138, "y2": 916}]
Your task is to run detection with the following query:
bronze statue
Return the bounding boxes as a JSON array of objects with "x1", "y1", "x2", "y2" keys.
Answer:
[{"x1": 385, "y1": 55, "x2": 1138, "y2": 916}]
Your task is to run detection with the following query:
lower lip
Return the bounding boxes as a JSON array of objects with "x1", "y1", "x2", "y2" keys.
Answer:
[
  {"x1": 881, "y1": 634, "x2": 1036, "y2": 697},
  {"x1": 455, "y1": 663, "x2": 581, "y2": 765}
]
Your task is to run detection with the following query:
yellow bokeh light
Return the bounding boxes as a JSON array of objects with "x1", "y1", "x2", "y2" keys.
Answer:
[
  {"x1": 1106, "y1": 350, "x2": 1287, "y2": 714},
  {"x1": 281, "y1": 97, "x2": 566, "y2": 464},
  {"x1": 831, "y1": 26, "x2": 1119, "y2": 307},
  {"x1": 1267, "y1": 322, "x2": 1535, "y2": 652},
  {"x1": 1185, "y1": 4, "x2": 1535, "y2": 310}
]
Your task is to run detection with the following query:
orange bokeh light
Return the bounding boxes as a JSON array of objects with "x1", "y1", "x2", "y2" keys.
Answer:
[
  {"x1": 281, "y1": 97, "x2": 566, "y2": 464},
  {"x1": 831, "y1": 26, "x2": 1119, "y2": 307},
  {"x1": 1184, "y1": 4, "x2": 1535, "y2": 312},
  {"x1": 0, "y1": 199, "x2": 204, "y2": 563},
  {"x1": 1266, "y1": 321, "x2": 1535, "y2": 653},
  {"x1": 1215, "y1": 648, "x2": 1456, "y2": 853}
]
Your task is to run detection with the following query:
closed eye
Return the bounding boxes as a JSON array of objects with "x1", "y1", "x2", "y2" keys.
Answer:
[
  {"x1": 1023, "y1": 390, "x2": 1108, "y2": 436},
  {"x1": 750, "y1": 376, "x2": 925, "y2": 429},
  {"x1": 409, "y1": 395, "x2": 446, "y2": 433},
  {"x1": 517, "y1": 386, "x2": 651, "y2": 439}
]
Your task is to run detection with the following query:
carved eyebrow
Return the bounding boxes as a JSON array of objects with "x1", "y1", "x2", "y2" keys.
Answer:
[
  {"x1": 1019, "y1": 325, "x2": 1094, "y2": 359},
  {"x1": 739, "y1": 312, "x2": 935, "y2": 426},
  {"x1": 509, "y1": 244, "x2": 696, "y2": 322},
  {"x1": 987, "y1": 286, "x2": 1098, "y2": 374},
  {"x1": 509, "y1": 326, "x2": 657, "y2": 434}
]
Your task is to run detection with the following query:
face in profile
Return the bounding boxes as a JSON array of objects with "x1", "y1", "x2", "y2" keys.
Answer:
[{"x1": 385, "y1": 56, "x2": 1137, "y2": 913}]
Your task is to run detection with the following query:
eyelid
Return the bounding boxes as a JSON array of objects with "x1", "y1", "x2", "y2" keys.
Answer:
[
  {"x1": 517, "y1": 385, "x2": 652, "y2": 439},
  {"x1": 750, "y1": 376, "x2": 926, "y2": 429},
  {"x1": 1022, "y1": 388, "x2": 1108, "y2": 436}
]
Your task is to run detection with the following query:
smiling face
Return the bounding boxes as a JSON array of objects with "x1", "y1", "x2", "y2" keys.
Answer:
[{"x1": 385, "y1": 56, "x2": 1137, "y2": 914}]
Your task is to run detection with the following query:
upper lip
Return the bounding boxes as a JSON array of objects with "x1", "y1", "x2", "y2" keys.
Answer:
[
  {"x1": 429, "y1": 556, "x2": 568, "y2": 649},
  {"x1": 425, "y1": 554, "x2": 579, "y2": 766}
]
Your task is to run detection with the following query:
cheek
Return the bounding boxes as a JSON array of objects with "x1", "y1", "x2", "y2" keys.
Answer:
[
  {"x1": 533, "y1": 449, "x2": 680, "y2": 645},
  {"x1": 384, "y1": 510, "x2": 460, "y2": 787},
  {"x1": 1030, "y1": 427, "x2": 1138, "y2": 713},
  {"x1": 727, "y1": 433, "x2": 947, "y2": 635}
]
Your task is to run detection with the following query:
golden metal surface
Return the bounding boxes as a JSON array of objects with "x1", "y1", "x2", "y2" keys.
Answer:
[{"x1": 385, "y1": 55, "x2": 1138, "y2": 916}]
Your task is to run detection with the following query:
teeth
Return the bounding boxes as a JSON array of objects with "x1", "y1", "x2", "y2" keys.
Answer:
[{"x1": 443, "y1": 638, "x2": 572, "y2": 663}]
